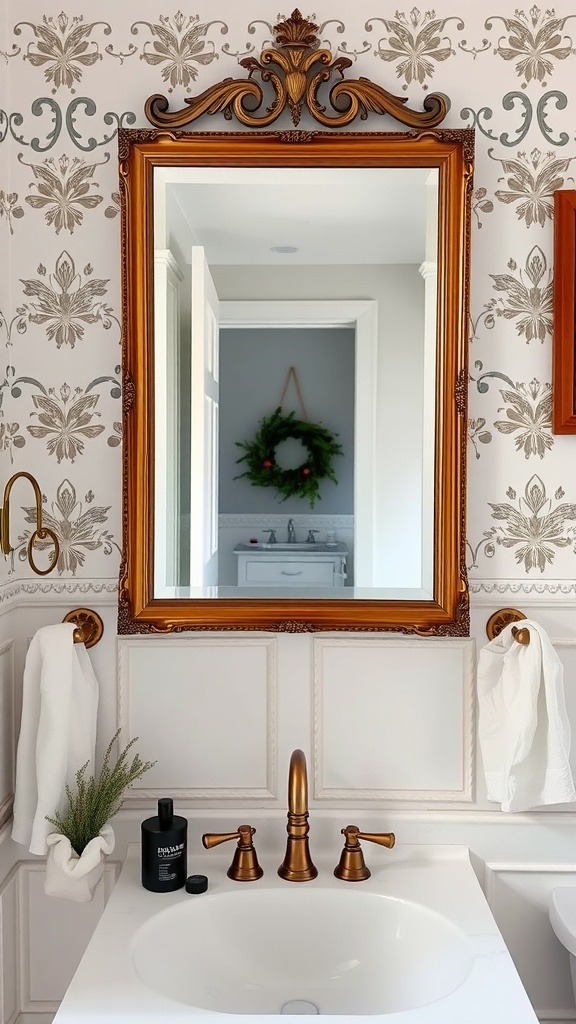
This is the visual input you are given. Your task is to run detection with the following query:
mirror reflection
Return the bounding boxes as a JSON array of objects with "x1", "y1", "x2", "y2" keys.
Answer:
[{"x1": 153, "y1": 165, "x2": 439, "y2": 601}]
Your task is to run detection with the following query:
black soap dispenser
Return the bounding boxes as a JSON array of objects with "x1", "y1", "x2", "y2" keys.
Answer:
[{"x1": 141, "y1": 797, "x2": 188, "y2": 892}]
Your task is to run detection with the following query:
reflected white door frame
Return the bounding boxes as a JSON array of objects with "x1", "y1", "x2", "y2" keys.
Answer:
[
  {"x1": 220, "y1": 300, "x2": 378, "y2": 586},
  {"x1": 154, "y1": 249, "x2": 184, "y2": 592},
  {"x1": 190, "y1": 247, "x2": 220, "y2": 587}
]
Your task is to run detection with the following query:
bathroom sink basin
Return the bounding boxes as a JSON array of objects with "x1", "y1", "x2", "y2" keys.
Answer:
[{"x1": 131, "y1": 887, "x2": 473, "y2": 1015}]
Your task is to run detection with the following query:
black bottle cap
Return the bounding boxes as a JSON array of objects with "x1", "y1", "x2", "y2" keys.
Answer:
[
  {"x1": 186, "y1": 874, "x2": 208, "y2": 894},
  {"x1": 158, "y1": 798, "x2": 173, "y2": 829}
]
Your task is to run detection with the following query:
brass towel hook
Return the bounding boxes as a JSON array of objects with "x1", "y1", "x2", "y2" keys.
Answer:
[
  {"x1": 0, "y1": 472, "x2": 59, "y2": 575},
  {"x1": 62, "y1": 608, "x2": 105, "y2": 649},
  {"x1": 486, "y1": 608, "x2": 530, "y2": 645},
  {"x1": 511, "y1": 625, "x2": 531, "y2": 646}
]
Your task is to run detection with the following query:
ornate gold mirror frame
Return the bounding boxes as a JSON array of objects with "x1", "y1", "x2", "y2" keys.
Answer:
[{"x1": 118, "y1": 10, "x2": 473, "y2": 636}]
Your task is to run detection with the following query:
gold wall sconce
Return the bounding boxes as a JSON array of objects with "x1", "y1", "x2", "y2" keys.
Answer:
[{"x1": 0, "y1": 472, "x2": 59, "y2": 576}]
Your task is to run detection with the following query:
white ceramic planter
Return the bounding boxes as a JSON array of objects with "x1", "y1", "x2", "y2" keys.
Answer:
[{"x1": 45, "y1": 825, "x2": 115, "y2": 902}]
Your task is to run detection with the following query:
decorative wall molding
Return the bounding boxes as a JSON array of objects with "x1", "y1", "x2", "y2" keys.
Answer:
[
  {"x1": 118, "y1": 636, "x2": 278, "y2": 801},
  {"x1": 0, "y1": 640, "x2": 15, "y2": 832},
  {"x1": 219, "y1": 514, "x2": 354, "y2": 529},
  {"x1": 18, "y1": 1014, "x2": 55, "y2": 1024},
  {"x1": 0, "y1": 867, "x2": 19, "y2": 1024},
  {"x1": 17, "y1": 862, "x2": 118, "y2": 1018},
  {"x1": 485, "y1": 860, "x2": 576, "y2": 901},
  {"x1": 312, "y1": 637, "x2": 475, "y2": 802},
  {"x1": 0, "y1": 579, "x2": 118, "y2": 612},
  {"x1": 485, "y1": 861, "x2": 576, "y2": 1022},
  {"x1": 538, "y1": 1016, "x2": 576, "y2": 1023},
  {"x1": 471, "y1": 580, "x2": 576, "y2": 599}
]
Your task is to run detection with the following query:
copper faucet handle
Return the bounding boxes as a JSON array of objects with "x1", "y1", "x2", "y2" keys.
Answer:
[
  {"x1": 334, "y1": 825, "x2": 395, "y2": 881},
  {"x1": 202, "y1": 827, "x2": 248, "y2": 849},
  {"x1": 201, "y1": 825, "x2": 264, "y2": 882},
  {"x1": 349, "y1": 826, "x2": 396, "y2": 849}
]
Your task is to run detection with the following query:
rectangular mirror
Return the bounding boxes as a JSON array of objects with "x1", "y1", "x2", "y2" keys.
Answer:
[{"x1": 119, "y1": 128, "x2": 472, "y2": 634}]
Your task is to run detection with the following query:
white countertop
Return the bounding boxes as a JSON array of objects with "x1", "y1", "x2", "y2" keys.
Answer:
[{"x1": 54, "y1": 843, "x2": 538, "y2": 1023}]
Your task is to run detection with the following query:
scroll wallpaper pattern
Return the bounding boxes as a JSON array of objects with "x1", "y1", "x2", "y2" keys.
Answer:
[{"x1": 2, "y1": 1, "x2": 576, "y2": 593}]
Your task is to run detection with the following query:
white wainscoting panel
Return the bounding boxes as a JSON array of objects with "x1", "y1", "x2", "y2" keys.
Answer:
[
  {"x1": 118, "y1": 636, "x2": 278, "y2": 800},
  {"x1": 313, "y1": 637, "x2": 475, "y2": 800},
  {"x1": 0, "y1": 640, "x2": 14, "y2": 831},
  {"x1": 485, "y1": 862, "x2": 576, "y2": 1021},
  {"x1": 0, "y1": 868, "x2": 18, "y2": 1024},
  {"x1": 19, "y1": 862, "x2": 118, "y2": 1016}
]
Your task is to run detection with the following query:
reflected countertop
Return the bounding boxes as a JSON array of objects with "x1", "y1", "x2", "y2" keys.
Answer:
[{"x1": 234, "y1": 542, "x2": 348, "y2": 554}]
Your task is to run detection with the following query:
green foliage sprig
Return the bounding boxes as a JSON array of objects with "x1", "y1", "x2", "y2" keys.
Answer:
[
  {"x1": 234, "y1": 407, "x2": 343, "y2": 509},
  {"x1": 46, "y1": 730, "x2": 156, "y2": 856}
]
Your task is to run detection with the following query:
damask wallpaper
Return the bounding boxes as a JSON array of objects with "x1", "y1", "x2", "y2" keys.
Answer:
[{"x1": 2, "y1": 1, "x2": 576, "y2": 597}]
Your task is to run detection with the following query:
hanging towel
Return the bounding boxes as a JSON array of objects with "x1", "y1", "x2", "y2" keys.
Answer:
[
  {"x1": 477, "y1": 619, "x2": 576, "y2": 812},
  {"x1": 12, "y1": 622, "x2": 99, "y2": 855}
]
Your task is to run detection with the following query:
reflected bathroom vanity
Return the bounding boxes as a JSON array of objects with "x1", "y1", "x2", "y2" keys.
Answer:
[{"x1": 234, "y1": 542, "x2": 348, "y2": 588}]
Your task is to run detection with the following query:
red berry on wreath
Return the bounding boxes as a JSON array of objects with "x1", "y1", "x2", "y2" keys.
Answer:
[
  {"x1": 302, "y1": 467, "x2": 311, "y2": 477},
  {"x1": 262, "y1": 459, "x2": 273, "y2": 469}
]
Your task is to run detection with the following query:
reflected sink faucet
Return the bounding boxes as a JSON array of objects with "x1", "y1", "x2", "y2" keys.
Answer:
[
  {"x1": 287, "y1": 518, "x2": 296, "y2": 543},
  {"x1": 278, "y1": 749, "x2": 318, "y2": 882}
]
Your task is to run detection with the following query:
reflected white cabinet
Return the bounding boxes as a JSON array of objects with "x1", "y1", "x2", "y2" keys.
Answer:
[{"x1": 234, "y1": 544, "x2": 347, "y2": 587}]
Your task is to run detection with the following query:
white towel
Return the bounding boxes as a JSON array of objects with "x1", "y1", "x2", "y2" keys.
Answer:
[
  {"x1": 12, "y1": 623, "x2": 99, "y2": 855},
  {"x1": 477, "y1": 619, "x2": 576, "y2": 812}
]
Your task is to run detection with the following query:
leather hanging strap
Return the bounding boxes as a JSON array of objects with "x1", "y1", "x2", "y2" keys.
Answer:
[{"x1": 278, "y1": 366, "x2": 309, "y2": 420}]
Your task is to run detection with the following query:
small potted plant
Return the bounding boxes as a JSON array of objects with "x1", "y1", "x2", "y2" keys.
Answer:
[{"x1": 45, "y1": 730, "x2": 156, "y2": 902}]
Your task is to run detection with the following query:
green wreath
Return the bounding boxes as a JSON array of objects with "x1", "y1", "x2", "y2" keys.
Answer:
[{"x1": 234, "y1": 407, "x2": 343, "y2": 508}]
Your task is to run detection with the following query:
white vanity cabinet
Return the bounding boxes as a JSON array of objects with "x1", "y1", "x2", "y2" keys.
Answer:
[{"x1": 234, "y1": 543, "x2": 347, "y2": 587}]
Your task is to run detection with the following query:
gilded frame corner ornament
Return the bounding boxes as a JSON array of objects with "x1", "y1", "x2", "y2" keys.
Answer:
[{"x1": 144, "y1": 9, "x2": 448, "y2": 132}]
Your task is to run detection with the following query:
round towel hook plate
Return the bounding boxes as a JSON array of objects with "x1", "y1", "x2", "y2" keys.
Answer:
[
  {"x1": 63, "y1": 607, "x2": 104, "y2": 648},
  {"x1": 485, "y1": 607, "x2": 526, "y2": 641}
]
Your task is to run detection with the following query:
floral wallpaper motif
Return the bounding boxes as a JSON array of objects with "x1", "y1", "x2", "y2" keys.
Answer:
[
  {"x1": 15, "y1": 13, "x2": 110, "y2": 92},
  {"x1": 487, "y1": 476, "x2": 576, "y2": 573},
  {"x1": 15, "y1": 373, "x2": 121, "y2": 459},
  {"x1": 368, "y1": 10, "x2": 462, "y2": 89},
  {"x1": 0, "y1": 190, "x2": 24, "y2": 233},
  {"x1": 489, "y1": 246, "x2": 554, "y2": 343},
  {"x1": 19, "y1": 479, "x2": 118, "y2": 575},
  {"x1": 133, "y1": 13, "x2": 221, "y2": 91},
  {"x1": 488, "y1": 147, "x2": 575, "y2": 225},
  {"x1": 20, "y1": 152, "x2": 109, "y2": 233},
  {"x1": 486, "y1": 8, "x2": 576, "y2": 86},
  {"x1": 493, "y1": 380, "x2": 553, "y2": 458},
  {"x1": 19, "y1": 252, "x2": 117, "y2": 349},
  {"x1": 2, "y1": 1, "x2": 576, "y2": 588}
]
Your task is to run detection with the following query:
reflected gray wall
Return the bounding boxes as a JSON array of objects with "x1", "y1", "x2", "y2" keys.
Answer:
[{"x1": 219, "y1": 327, "x2": 355, "y2": 514}]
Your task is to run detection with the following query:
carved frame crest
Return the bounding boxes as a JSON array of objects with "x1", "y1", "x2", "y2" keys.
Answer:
[{"x1": 144, "y1": 8, "x2": 448, "y2": 131}]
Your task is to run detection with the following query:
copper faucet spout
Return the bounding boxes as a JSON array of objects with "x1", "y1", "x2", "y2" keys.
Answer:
[
  {"x1": 278, "y1": 748, "x2": 318, "y2": 882},
  {"x1": 288, "y1": 748, "x2": 308, "y2": 816}
]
